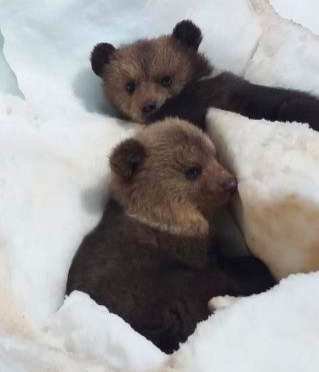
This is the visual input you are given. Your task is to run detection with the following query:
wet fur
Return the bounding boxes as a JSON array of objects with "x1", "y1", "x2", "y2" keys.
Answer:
[
  {"x1": 66, "y1": 119, "x2": 275, "y2": 353},
  {"x1": 91, "y1": 20, "x2": 319, "y2": 130}
]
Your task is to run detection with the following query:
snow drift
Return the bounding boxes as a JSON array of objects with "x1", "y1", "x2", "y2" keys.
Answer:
[
  {"x1": 0, "y1": 0, "x2": 319, "y2": 371},
  {"x1": 208, "y1": 109, "x2": 319, "y2": 279}
]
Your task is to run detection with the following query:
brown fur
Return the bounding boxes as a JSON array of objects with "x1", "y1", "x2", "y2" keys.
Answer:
[
  {"x1": 92, "y1": 23, "x2": 211, "y2": 123},
  {"x1": 111, "y1": 119, "x2": 232, "y2": 237},
  {"x1": 91, "y1": 20, "x2": 319, "y2": 131},
  {"x1": 66, "y1": 118, "x2": 275, "y2": 353}
]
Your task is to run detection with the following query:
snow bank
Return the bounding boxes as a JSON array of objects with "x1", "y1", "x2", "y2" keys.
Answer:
[
  {"x1": 208, "y1": 109, "x2": 319, "y2": 279},
  {"x1": 45, "y1": 292, "x2": 166, "y2": 371},
  {"x1": 0, "y1": 30, "x2": 22, "y2": 97},
  {"x1": 246, "y1": 1, "x2": 319, "y2": 94},
  {"x1": 0, "y1": 331, "x2": 111, "y2": 372},
  {"x1": 0, "y1": 0, "x2": 319, "y2": 371},
  {"x1": 163, "y1": 273, "x2": 319, "y2": 372},
  {"x1": 271, "y1": 0, "x2": 319, "y2": 35},
  {"x1": 0, "y1": 95, "x2": 136, "y2": 324}
]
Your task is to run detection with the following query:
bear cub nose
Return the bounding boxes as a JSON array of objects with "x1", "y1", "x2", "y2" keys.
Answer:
[
  {"x1": 222, "y1": 177, "x2": 238, "y2": 193},
  {"x1": 142, "y1": 101, "x2": 157, "y2": 115}
]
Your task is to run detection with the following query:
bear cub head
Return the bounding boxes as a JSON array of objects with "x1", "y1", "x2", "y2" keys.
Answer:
[
  {"x1": 91, "y1": 20, "x2": 211, "y2": 123},
  {"x1": 110, "y1": 118, "x2": 237, "y2": 237}
]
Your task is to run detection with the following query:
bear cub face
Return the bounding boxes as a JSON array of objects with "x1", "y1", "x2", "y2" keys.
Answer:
[
  {"x1": 110, "y1": 118, "x2": 237, "y2": 237},
  {"x1": 91, "y1": 20, "x2": 211, "y2": 123}
]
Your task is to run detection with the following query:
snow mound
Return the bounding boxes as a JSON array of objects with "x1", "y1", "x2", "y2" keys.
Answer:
[
  {"x1": 271, "y1": 0, "x2": 319, "y2": 36},
  {"x1": 208, "y1": 109, "x2": 319, "y2": 279},
  {"x1": 246, "y1": 2, "x2": 319, "y2": 94},
  {"x1": 45, "y1": 291, "x2": 166, "y2": 371},
  {"x1": 0, "y1": 95, "x2": 136, "y2": 324},
  {"x1": 164, "y1": 273, "x2": 319, "y2": 372}
]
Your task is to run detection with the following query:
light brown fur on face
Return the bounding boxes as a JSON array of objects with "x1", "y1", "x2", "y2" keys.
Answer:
[
  {"x1": 102, "y1": 35, "x2": 210, "y2": 123},
  {"x1": 110, "y1": 118, "x2": 237, "y2": 237}
]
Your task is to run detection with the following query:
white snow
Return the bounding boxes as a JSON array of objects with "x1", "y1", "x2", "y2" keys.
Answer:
[
  {"x1": 0, "y1": 30, "x2": 22, "y2": 97},
  {"x1": 0, "y1": 95, "x2": 136, "y2": 325},
  {"x1": 271, "y1": 0, "x2": 319, "y2": 36},
  {"x1": 164, "y1": 273, "x2": 319, "y2": 372},
  {"x1": 208, "y1": 109, "x2": 319, "y2": 279},
  {"x1": 245, "y1": 4, "x2": 319, "y2": 93},
  {"x1": 0, "y1": 0, "x2": 319, "y2": 371},
  {"x1": 45, "y1": 291, "x2": 166, "y2": 371}
]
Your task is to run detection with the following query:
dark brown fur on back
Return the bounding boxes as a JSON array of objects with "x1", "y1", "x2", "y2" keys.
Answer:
[
  {"x1": 66, "y1": 119, "x2": 275, "y2": 353},
  {"x1": 148, "y1": 72, "x2": 319, "y2": 131},
  {"x1": 91, "y1": 20, "x2": 319, "y2": 131}
]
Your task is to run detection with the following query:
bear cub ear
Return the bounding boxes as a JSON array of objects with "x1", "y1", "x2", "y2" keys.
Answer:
[
  {"x1": 110, "y1": 139, "x2": 146, "y2": 181},
  {"x1": 91, "y1": 42, "x2": 116, "y2": 77},
  {"x1": 172, "y1": 20, "x2": 203, "y2": 50}
]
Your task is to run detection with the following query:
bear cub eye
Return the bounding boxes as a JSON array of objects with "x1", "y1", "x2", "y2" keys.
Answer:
[
  {"x1": 160, "y1": 76, "x2": 172, "y2": 88},
  {"x1": 184, "y1": 166, "x2": 202, "y2": 181},
  {"x1": 126, "y1": 81, "x2": 136, "y2": 95}
]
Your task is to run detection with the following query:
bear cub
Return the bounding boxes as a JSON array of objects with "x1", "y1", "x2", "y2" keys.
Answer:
[
  {"x1": 91, "y1": 20, "x2": 319, "y2": 130},
  {"x1": 66, "y1": 118, "x2": 275, "y2": 353}
]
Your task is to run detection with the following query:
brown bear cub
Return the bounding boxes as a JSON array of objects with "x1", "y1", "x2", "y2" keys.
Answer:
[
  {"x1": 66, "y1": 118, "x2": 275, "y2": 353},
  {"x1": 91, "y1": 20, "x2": 319, "y2": 130}
]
